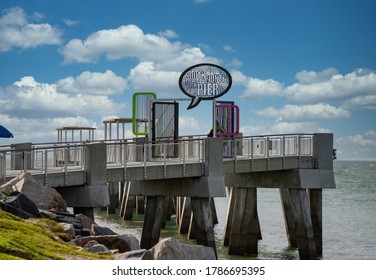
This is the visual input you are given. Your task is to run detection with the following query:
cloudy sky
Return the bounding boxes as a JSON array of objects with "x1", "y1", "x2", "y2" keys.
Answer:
[{"x1": 0, "y1": 0, "x2": 375, "y2": 160}]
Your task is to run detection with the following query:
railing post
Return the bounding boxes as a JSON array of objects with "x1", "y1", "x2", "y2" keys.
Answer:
[
  {"x1": 282, "y1": 136, "x2": 286, "y2": 169},
  {"x1": 10, "y1": 142, "x2": 32, "y2": 171},
  {"x1": 0, "y1": 152, "x2": 5, "y2": 184}
]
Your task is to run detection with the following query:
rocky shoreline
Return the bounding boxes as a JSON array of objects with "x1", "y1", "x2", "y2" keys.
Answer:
[{"x1": 0, "y1": 172, "x2": 216, "y2": 260}]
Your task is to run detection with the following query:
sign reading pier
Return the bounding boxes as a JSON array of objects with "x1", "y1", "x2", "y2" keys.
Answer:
[{"x1": 179, "y1": 63, "x2": 232, "y2": 109}]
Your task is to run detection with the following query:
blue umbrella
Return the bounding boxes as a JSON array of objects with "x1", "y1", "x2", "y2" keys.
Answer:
[{"x1": 0, "y1": 125, "x2": 14, "y2": 138}]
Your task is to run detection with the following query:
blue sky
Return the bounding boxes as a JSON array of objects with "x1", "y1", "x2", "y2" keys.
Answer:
[{"x1": 0, "y1": 0, "x2": 375, "y2": 160}]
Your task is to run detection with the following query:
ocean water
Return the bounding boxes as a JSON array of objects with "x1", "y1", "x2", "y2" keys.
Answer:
[{"x1": 94, "y1": 160, "x2": 376, "y2": 260}]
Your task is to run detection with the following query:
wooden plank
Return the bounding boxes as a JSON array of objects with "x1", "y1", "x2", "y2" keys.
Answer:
[
  {"x1": 123, "y1": 184, "x2": 135, "y2": 220},
  {"x1": 178, "y1": 197, "x2": 192, "y2": 234},
  {"x1": 187, "y1": 210, "x2": 196, "y2": 240},
  {"x1": 119, "y1": 181, "x2": 129, "y2": 219}
]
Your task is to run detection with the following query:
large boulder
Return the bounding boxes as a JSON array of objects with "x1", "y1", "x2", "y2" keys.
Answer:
[
  {"x1": 0, "y1": 191, "x2": 39, "y2": 219},
  {"x1": 71, "y1": 234, "x2": 140, "y2": 253},
  {"x1": 141, "y1": 237, "x2": 216, "y2": 260},
  {"x1": 0, "y1": 172, "x2": 67, "y2": 212}
]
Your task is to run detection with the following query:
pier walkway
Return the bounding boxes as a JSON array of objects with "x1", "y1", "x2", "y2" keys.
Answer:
[{"x1": 0, "y1": 133, "x2": 336, "y2": 259}]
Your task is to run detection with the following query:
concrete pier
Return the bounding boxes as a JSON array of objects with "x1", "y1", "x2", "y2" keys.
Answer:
[
  {"x1": 222, "y1": 133, "x2": 335, "y2": 259},
  {"x1": 130, "y1": 137, "x2": 226, "y2": 256},
  {"x1": 1, "y1": 132, "x2": 335, "y2": 259},
  {"x1": 55, "y1": 143, "x2": 110, "y2": 220}
]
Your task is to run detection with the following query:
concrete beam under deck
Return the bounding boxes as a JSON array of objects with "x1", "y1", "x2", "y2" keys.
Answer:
[
  {"x1": 225, "y1": 169, "x2": 336, "y2": 189},
  {"x1": 129, "y1": 176, "x2": 227, "y2": 197},
  {"x1": 107, "y1": 162, "x2": 204, "y2": 182}
]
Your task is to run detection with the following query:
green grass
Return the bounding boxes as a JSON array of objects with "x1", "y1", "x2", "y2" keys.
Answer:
[{"x1": 0, "y1": 209, "x2": 113, "y2": 260}]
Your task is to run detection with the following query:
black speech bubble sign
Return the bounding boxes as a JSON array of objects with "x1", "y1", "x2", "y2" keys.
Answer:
[{"x1": 179, "y1": 63, "x2": 232, "y2": 109}]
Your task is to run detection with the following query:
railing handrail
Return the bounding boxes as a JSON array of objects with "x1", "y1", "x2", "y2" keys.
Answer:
[{"x1": 1, "y1": 134, "x2": 315, "y2": 180}]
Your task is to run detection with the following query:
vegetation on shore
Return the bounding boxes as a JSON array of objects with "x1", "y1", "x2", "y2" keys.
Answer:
[{"x1": 0, "y1": 209, "x2": 113, "y2": 260}]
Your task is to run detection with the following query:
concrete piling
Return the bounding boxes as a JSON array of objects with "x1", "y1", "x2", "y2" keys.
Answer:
[
  {"x1": 191, "y1": 197, "x2": 217, "y2": 259},
  {"x1": 227, "y1": 188, "x2": 259, "y2": 256},
  {"x1": 140, "y1": 195, "x2": 165, "y2": 249}
]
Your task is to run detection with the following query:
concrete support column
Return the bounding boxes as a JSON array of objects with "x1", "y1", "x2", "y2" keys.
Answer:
[
  {"x1": 280, "y1": 188, "x2": 298, "y2": 248},
  {"x1": 210, "y1": 197, "x2": 218, "y2": 225},
  {"x1": 222, "y1": 187, "x2": 235, "y2": 246},
  {"x1": 73, "y1": 207, "x2": 94, "y2": 220},
  {"x1": 107, "y1": 182, "x2": 119, "y2": 214},
  {"x1": 191, "y1": 197, "x2": 217, "y2": 259},
  {"x1": 309, "y1": 189, "x2": 322, "y2": 256},
  {"x1": 136, "y1": 196, "x2": 145, "y2": 214},
  {"x1": 141, "y1": 195, "x2": 165, "y2": 249},
  {"x1": 73, "y1": 143, "x2": 109, "y2": 220},
  {"x1": 289, "y1": 189, "x2": 318, "y2": 260},
  {"x1": 227, "y1": 188, "x2": 259, "y2": 256}
]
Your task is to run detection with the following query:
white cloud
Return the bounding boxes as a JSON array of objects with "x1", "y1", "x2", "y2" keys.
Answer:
[
  {"x1": 1, "y1": 76, "x2": 125, "y2": 118},
  {"x1": 158, "y1": 29, "x2": 178, "y2": 39},
  {"x1": 240, "y1": 121, "x2": 329, "y2": 136},
  {"x1": 193, "y1": 0, "x2": 211, "y2": 3},
  {"x1": 63, "y1": 19, "x2": 79, "y2": 27},
  {"x1": 223, "y1": 45, "x2": 235, "y2": 52},
  {"x1": 256, "y1": 103, "x2": 350, "y2": 122},
  {"x1": 0, "y1": 114, "x2": 96, "y2": 144},
  {"x1": 59, "y1": 24, "x2": 183, "y2": 64},
  {"x1": 239, "y1": 76, "x2": 284, "y2": 99},
  {"x1": 57, "y1": 70, "x2": 127, "y2": 95},
  {"x1": 127, "y1": 62, "x2": 181, "y2": 96},
  {"x1": 342, "y1": 94, "x2": 376, "y2": 110},
  {"x1": 228, "y1": 58, "x2": 243, "y2": 68},
  {"x1": 179, "y1": 115, "x2": 199, "y2": 133},
  {"x1": 0, "y1": 7, "x2": 62, "y2": 52},
  {"x1": 335, "y1": 130, "x2": 376, "y2": 160},
  {"x1": 59, "y1": 24, "x2": 218, "y2": 70},
  {"x1": 295, "y1": 68, "x2": 339, "y2": 84},
  {"x1": 285, "y1": 68, "x2": 376, "y2": 106}
]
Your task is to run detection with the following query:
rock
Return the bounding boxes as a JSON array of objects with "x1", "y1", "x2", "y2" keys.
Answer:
[
  {"x1": 118, "y1": 234, "x2": 140, "y2": 251},
  {"x1": 141, "y1": 237, "x2": 216, "y2": 260},
  {"x1": 72, "y1": 234, "x2": 140, "y2": 253},
  {"x1": 81, "y1": 240, "x2": 111, "y2": 254},
  {"x1": 47, "y1": 210, "x2": 83, "y2": 229},
  {"x1": 76, "y1": 213, "x2": 96, "y2": 229},
  {"x1": 59, "y1": 222, "x2": 76, "y2": 239},
  {"x1": 0, "y1": 191, "x2": 39, "y2": 219},
  {"x1": 0, "y1": 172, "x2": 67, "y2": 212},
  {"x1": 91, "y1": 224, "x2": 117, "y2": 236},
  {"x1": 114, "y1": 249, "x2": 147, "y2": 260}
]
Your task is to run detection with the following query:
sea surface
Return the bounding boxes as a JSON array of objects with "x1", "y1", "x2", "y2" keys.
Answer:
[{"x1": 94, "y1": 160, "x2": 376, "y2": 260}]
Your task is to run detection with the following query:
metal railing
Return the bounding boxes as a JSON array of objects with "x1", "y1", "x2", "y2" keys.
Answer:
[
  {"x1": 106, "y1": 137, "x2": 205, "y2": 168},
  {"x1": 0, "y1": 134, "x2": 314, "y2": 181},
  {"x1": 0, "y1": 144, "x2": 86, "y2": 177},
  {"x1": 232, "y1": 134, "x2": 313, "y2": 159}
]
